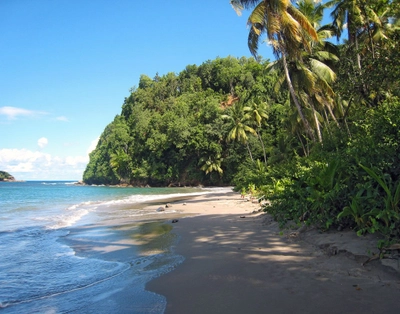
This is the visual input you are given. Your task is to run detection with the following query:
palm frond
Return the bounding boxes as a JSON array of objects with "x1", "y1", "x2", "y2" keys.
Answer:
[
  {"x1": 247, "y1": 2, "x2": 267, "y2": 56},
  {"x1": 310, "y1": 58, "x2": 337, "y2": 83},
  {"x1": 287, "y1": 4, "x2": 318, "y2": 41},
  {"x1": 231, "y1": 0, "x2": 261, "y2": 10},
  {"x1": 314, "y1": 51, "x2": 339, "y2": 62}
]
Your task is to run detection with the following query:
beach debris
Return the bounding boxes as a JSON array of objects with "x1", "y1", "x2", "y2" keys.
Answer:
[
  {"x1": 240, "y1": 216, "x2": 246, "y2": 218},
  {"x1": 172, "y1": 219, "x2": 179, "y2": 223},
  {"x1": 183, "y1": 202, "x2": 187, "y2": 206},
  {"x1": 166, "y1": 203, "x2": 172, "y2": 208},
  {"x1": 157, "y1": 206, "x2": 165, "y2": 212}
]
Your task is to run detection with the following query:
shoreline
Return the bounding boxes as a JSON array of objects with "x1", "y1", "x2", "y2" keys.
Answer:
[
  {"x1": 145, "y1": 191, "x2": 400, "y2": 313},
  {"x1": 44, "y1": 188, "x2": 400, "y2": 313},
  {"x1": 53, "y1": 189, "x2": 260, "y2": 313}
]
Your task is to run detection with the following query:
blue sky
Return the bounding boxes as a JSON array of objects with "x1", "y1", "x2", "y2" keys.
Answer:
[
  {"x1": 0, "y1": 1, "x2": 332, "y2": 180},
  {"x1": 1, "y1": 0, "x2": 274, "y2": 180}
]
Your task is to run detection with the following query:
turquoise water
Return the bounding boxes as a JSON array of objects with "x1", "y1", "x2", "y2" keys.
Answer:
[
  {"x1": 0, "y1": 181, "x2": 208, "y2": 231},
  {"x1": 0, "y1": 181, "x2": 226, "y2": 313}
]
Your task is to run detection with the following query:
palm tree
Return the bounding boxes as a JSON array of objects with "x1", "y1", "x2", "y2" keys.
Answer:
[
  {"x1": 264, "y1": 0, "x2": 339, "y2": 143},
  {"x1": 221, "y1": 101, "x2": 257, "y2": 161},
  {"x1": 110, "y1": 149, "x2": 130, "y2": 183},
  {"x1": 231, "y1": 0, "x2": 319, "y2": 141},
  {"x1": 199, "y1": 154, "x2": 224, "y2": 176},
  {"x1": 268, "y1": 49, "x2": 338, "y2": 143},
  {"x1": 327, "y1": 0, "x2": 397, "y2": 102},
  {"x1": 326, "y1": 0, "x2": 370, "y2": 96},
  {"x1": 326, "y1": 0, "x2": 363, "y2": 44}
]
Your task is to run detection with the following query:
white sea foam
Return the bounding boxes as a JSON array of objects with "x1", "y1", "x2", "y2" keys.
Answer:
[
  {"x1": 51, "y1": 187, "x2": 232, "y2": 225},
  {"x1": 67, "y1": 204, "x2": 79, "y2": 210},
  {"x1": 52, "y1": 209, "x2": 90, "y2": 229},
  {"x1": 100, "y1": 188, "x2": 232, "y2": 207},
  {"x1": 33, "y1": 208, "x2": 90, "y2": 230}
]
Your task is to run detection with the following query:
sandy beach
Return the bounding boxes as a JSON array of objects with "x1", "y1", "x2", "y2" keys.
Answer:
[
  {"x1": 144, "y1": 190, "x2": 400, "y2": 314},
  {"x1": 51, "y1": 188, "x2": 400, "y2": 313}
]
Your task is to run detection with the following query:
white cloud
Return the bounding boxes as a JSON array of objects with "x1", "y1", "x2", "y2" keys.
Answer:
[
  {"x1": 8, "y1": 162, "x2": 34, "y2": 173},
  {"x1": 0, "y1": 138, "x2": 100, "y2": 180},
  {"x1": 38, "y1": 137, "x2": 48, "y2": 149},
  {"x1": 0, "y1": 148, "x2": 89, "y2": 180},
  {"x1": 0, "y1": 106, "x2": 47, "y2": 120},
  {"x1": 87, "y1": 137, "x2": 99, "y2": 155}
]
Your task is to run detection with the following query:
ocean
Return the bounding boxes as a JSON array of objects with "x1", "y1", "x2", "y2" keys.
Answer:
[{"x1": 0, "y1": 181, "x2": 227, "y2": 313}]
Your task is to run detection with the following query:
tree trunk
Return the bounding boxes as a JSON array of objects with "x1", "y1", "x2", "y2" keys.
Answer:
[
  {"x1": 281, "y1": 52, "x2": 316, "y2": 142},
  {"x1": 246, "y1": 142, "x2": 254, "y2": 162},
  {"x1": 326, "y1": 103, "x2": 340, "y2": 128},
  {"x1": 310, "y1": 100, "x2": 322, "y2": 143},
  {"x1": 297, "y1": 132, "x2": 309, "y2": 157},
  {"x1": 257, "y1": 130, "x2": 267, "y2": 165}
]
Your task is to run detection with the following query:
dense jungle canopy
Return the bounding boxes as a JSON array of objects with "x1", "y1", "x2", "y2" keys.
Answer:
[
  {"x1": 84, "y1": 0, "x2": 400, "y2": 243},
  {"x1": 83, "y1": 56, "x2": 282, "y2": 187}
]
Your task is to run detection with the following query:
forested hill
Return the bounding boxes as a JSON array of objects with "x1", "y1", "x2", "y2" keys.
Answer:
[
  {"x1": 0, "y1": 171, "x2": 15, "y2": 181},
  {"x1": 83, "y1": 56, "x2": 283, "y2": 186}
]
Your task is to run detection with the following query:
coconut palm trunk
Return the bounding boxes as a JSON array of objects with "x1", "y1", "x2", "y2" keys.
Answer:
[
  {"x1": 246, "y1": 142, "x2": 254, "y2": 162},
  {"x1": 281, "y1": 52, "x2": 316, "y2": 142},
  {"x1": 309, "y1": 100, "x2": 322, "y2": 143}
]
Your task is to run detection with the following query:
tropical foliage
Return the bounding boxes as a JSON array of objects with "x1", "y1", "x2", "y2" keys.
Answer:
[
  {"x1": 84, "y1": 0, "x2": 400, "y2": 242},
  {"x1": 229, "y1": 0, "x2": 400, "y2": 243},
  {"x1": 83, "y1": 56, "x2": 282, "y2": 186}
]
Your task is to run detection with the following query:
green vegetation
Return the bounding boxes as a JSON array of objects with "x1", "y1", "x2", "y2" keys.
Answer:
[
  {"x1": 84, "y1": 0, "x2": 400, "y2": 242},
  {"x1": 0, "y1": 171, "x2": 14, "y2": 181},
  {"x1": 83, "y1": 56, "x2": 282, "y2": 186}
]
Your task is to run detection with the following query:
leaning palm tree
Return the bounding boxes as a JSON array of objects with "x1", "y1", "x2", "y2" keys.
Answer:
[
  {"x1": 265, "y1": 0, "x2": 339, "y2": 143},
  {"x1": 231, "y1": 0, "x2": 319, "y2": 141},
  {"x1": 221, "y1": 101, "x2": 257, "y2": 161}
]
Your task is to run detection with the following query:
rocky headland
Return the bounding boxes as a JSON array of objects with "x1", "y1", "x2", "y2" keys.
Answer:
[{"x1": 0, "y1": 171, "x2": 16, "y2": 182}]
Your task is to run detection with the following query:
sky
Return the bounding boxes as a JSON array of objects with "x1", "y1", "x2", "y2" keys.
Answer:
[
  {"x1": 0, "y1": 0, "x2": 277, "y2": 180},
  {"x1": 0, "y1": 1, "x2": 332, "y2": 181}
]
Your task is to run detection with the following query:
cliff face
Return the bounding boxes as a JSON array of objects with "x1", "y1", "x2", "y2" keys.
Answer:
[{"x1": 0, "y1": 171, "x2": 16, "y2": 181}]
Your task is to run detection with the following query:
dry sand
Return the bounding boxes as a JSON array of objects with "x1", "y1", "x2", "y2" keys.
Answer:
[{"x1": 146, "y1": 190, "x2": 400, "y2": 314}]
